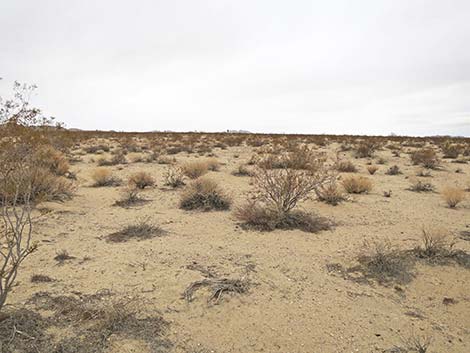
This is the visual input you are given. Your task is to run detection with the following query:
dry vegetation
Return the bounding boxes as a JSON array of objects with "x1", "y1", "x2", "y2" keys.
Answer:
[{"x1": 1, "y1": 85, "x2": 470, "y2": 353}]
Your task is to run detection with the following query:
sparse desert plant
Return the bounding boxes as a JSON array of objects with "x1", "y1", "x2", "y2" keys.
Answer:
[
  {"x1": 180, "y1": 178, "x2": 231, "y2": 211},
  {"x1": 315, "y1": 179, "x2": 346, "y2": 206},
  {"x1": 107, "y1": 217, "x2": 164, "y2": 242},
  {"x1": 376, "y1": 157, "x2": 387, "y2": 165},
  {"x1": 157, "y1": 155, "x2": 175, "y2": 164},
  {"x1": 128, "y1": 171, "x2": 155, "y2": 189},
  {"x1": 97, "y1": 152, "x2": 127, "y2": 166},
  {"x1": 367, "y1": 165, "x2": 379, "y2": 175},
  {"x1": 235, "y1": 200, "x2": 331, "y2": 233},
  {"x1": 441, "y1": 142, "x2": 461, "y2": 159},
  {"x1": 205, "y1": 158, "x2": 220, "y2": 171},
  {"x1": 164, "y1": 165, "x2": 186, "y2": 188},
  {"x1": 385, "y1": 165, "x2": 401, "y2": 175},
  {"x1": 411, "y1": 148, "x2": 440, "y2": 169},
  {"x1": 342, "y1": 176, "x2": 373, "y2": 194},
  {"x1": 416, "y1": 169, "x2": 432, "y2": 177},
  {"x1": 355, "y1": 239, "x2": 412, "y2": 284},
  {"x1": 54, "y1": 249, "x2": 75, "y2": 263},
  {"x1": 335, "y1": 160, "x2": 357, "y2": 173},
  {"x1": 441, "y1": 186, "x2": 466, "y2": 208},
  {"x1": 182, "y1": 161, "x2": 209, "y2": 179},
  {"x1": 355, "y1": 141, "x2": 378, "y2": 158},
  {"x1": 408, "y1": 179, "x2": 435, "y2": 192},
  {"x1": 232, "y1": 164, "x2": 253, "y2": 177},
  {"x1": 414, "y1": 228, "x2": 454, "y2": 258},
  {"x1": 91, "y1": 168, "x2": 121, "y2": 187},
  {"x1": 113, "y1": 187, "x2": 146, "y2": 207}
]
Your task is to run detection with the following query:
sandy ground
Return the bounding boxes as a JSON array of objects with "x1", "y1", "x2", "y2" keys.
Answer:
[{"x1": 11, "y1": 141, "x2": 470, "y2": 353}]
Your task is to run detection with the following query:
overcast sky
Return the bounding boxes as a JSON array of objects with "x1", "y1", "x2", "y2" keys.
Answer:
[{"x1": 1, "y1": 1, "x2": 469, "y2": 136}]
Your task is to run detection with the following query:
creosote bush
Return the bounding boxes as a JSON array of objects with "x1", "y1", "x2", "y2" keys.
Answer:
[
  {"x1": 128, "y1": 171, "x2": 155, "y2": 189},
  {"x1": 342, "y1": 176, "x2": 373, "y2": 194},
  {"x1": 441, "y1": 186, "x2": 466, "y2": 208},
  {"x1": 180, "y1": 178, "x2": 231, "y2": 211}
]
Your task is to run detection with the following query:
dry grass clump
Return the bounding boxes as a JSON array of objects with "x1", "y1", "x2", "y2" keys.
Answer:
[
  {"x1": 183, "y1": 277, "x2": 250, "y2": 303},
  {"x1": 128, "y1": 171, "x2": 155, "y2": 189},
  {"x1": 31, "y1": 274, "x2": 55, "y2": 283},
  {"x1": 385, "y1": 165, "x2": 401, "y2": 175},
  {"x1": 91, "y1": 168, "x2": 121, "y2": 187},
  {"x1": 113, "y1": 187, "x2": 147, "y2": 207},
  {"x1": 413, "y1": 228, "x2": 454, "y2": 259},
  {"x1": 232, "y1": 164, "x2": 254, "y2": 177},
  {"x1": 367, "y1": 165, "x2": 379, "y2": 175},
  {"x1": 342, "y1": 176, "x2": 373, "y2": 194},
  {"x1": 441, "y1": 186, "x2": 466, "y2": 208},
  {"x1": 353, "y1": 240, "x2": 414, "y2": 284},
  {"x1": 180, "y1": 178, "x2": 231, "y2": 211},
  {"x1": 54, "y1": 250, "x2": 75, "y2": 263},
  {"x1": 336, "y1": 160, "x2": 357, "y2": 173},
  {"x1": 157, "y1": 155, "x2": 175, "y2": 164},
  {"x1": 0, "y1": 291, "x2": 170, "y2": 353},
  {"x1": 164, "y1": 165, "x2": 186, "y2": 188},
  {"x1": 205, "y1": 158, "x2": 220, "y2": 171},
  {"x1": 411, "y1": 148, "x2": 440, "y2": 169},
  {"x1": 97, "y1": 152, "x2": 127, "y2": 166},
  {"x1": 408, "y1": 179, "x2": 435, "y2": 192},
  {"x1": 355, "y1": 141, "x2": 378, "y2": 158},
  {"x1": 182, "y1": 161, "x2": 209, "y2": 179},
  {"x1": 315, "y1": 180, "x2": 347, "y2": 206},
  {"x1": 107, "y1": 217, "x2": 165, "y2": 242}
]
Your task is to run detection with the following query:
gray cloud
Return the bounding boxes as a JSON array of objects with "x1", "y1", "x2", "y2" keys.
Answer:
[{"x1": 1, "y1": 0, "x2": 469, "y2": 135}]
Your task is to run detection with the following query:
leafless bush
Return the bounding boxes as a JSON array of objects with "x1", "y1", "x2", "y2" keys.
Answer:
[
  {"x1": 315, "y1": 179, "x2": 346, "y2": 205},
  {"x1": 355, "y1": 141, "x2": 379, "y2": 158},
  {"x1": 113, "y1": 187, "x2": 146, "y2": 207},
  {"x1": 164, "y1": 165, "x2": 186, "y2": 188}
]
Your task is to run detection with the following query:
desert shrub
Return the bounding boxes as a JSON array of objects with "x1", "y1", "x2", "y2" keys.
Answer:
[
  {"x1": 232, "y1": 164, "x2": 254, "y2": 177},
  {"x1": 355, "y1": 141, "x2": 378, "y2": 158},
  {"x1": 205, "y1": 158, "x2": 220, "y2": 171},
  {"x1": 128, "y1": 171, "x2": 155, "y2": 189},
  {"x1": 113, "y1": 187, "x2": 146, "y2": 207},
  {"x1": 31, "y1": 274, "x2": 55, "y2": 283},
  {"x1": 107, "y1": 218, "x2": 164, "y2": 242},
  {"x1": 98, "y1": 151, "x2": 127, "y2": 166},
  {"x1": 91, "y1": 168, "x2": 121, "y2": 187},
  {"x1": 385, "y1": 165, "x2": 401, "y2": 175},
  {"x1": 408, "y1": 179, "x2": 435, "y2": 192},
  {"x1": 441, "y1": 186, "x2": 466, "y2": 208},
  {"x1": 367, "y1": 165, "x2": 379, "y2": 175},
  {"x1": 416, "y1": 169, "x2": 432, "y2": 177},
  {"x1": 182, "y1": 161, "x2": 209, "y2": 179},
  {"x1": 342, "y1": 176, "x2": 373, "y2": 194},
  {"x1": 164, "y1": 165, "x2": 186, "y2": 188},
  {"x1": 180, "y1": 178, "x2": 231, "y2": 211},
  {"x1": 355, "y1": 240, "x2": 413, "y2": 284},
  {"x1": 376, "y1": 157, "x2": 387, "y2": 165},
  {"x1": 336, "y1": 160, "x2": 357, "y2": 173},
  {"x1": 315, "y1": 180, "x2": 346, "y2": 205},
  {"x1": 411, "y1": 148, "x2": 440, "y2": 169},
  {"x1": 35, "y1": 145, "x2": 70, "y2": 176},
  {"x1": 235, "y1": 201, "x2": 331, "y2": 233},
  {"x1": 283, "y1": 145, "x2": 323, "y2": 170},
  {"x1": 157, "y1": 156, "x2": 175, "y2": 164},
  {"x1": 413, "y1": 228, "x2": 454, "y2": 259},
  {"x1": 441, "y1": 142, "x2": 461, "y2": 159}
]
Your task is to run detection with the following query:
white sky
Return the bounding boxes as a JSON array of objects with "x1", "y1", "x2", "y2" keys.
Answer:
[{"x1": 1, "y1": 0, "x2": 469, "y2": 136}]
